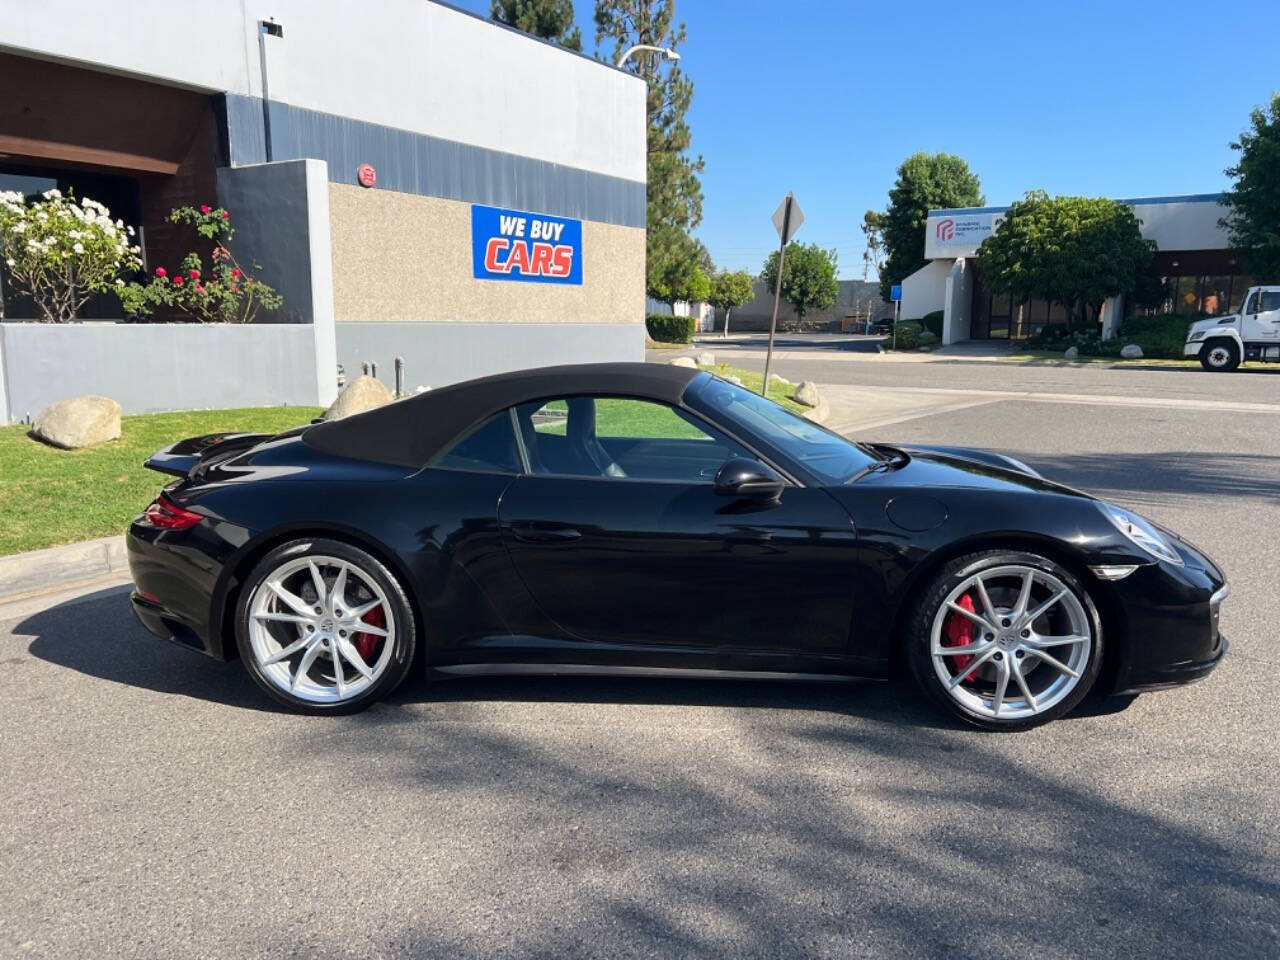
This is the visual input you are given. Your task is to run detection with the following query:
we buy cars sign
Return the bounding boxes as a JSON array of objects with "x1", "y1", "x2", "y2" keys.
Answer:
[{"x1": 471, "y1": 204, "x2": 583, "y2": 285}]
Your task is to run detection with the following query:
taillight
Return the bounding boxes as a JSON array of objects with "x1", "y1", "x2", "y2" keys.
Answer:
[{"x1": 143, "y1": 496, "x2": 204, "y2": 530}]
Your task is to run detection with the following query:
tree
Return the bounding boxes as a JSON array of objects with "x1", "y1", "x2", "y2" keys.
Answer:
[
  {"x1": 1221, "y1": 93, "x2": 1280, "y2": 283},
  {"x1": 707, "y1": 269, "x2": 755, "y2": 336},
  {"x1": 875, "y1": 152, "x2": 983, "y2": 300},
  {"x1": 490, "y1": 0, "x2": 582, "y2": 50},
  {"x1": 977, "y1": 191, "x2": 1154, "y2": 331},
  {"x1": 759, "y1": 243, "x2": 839, "y2": 326},
  {"x1": 595, "y1": 1, "x2": 704, "y2": 298},
  {"x1": 647, "y1": 226, "x2": 708, "y2": 306},
  {"x1": 861, "y1": 210, "x2": 885, "y2": 281}
]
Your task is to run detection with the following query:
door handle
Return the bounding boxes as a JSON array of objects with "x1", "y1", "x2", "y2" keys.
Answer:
[{"x1": 509, "y1": 522, "x2": 582, "y2": 543}]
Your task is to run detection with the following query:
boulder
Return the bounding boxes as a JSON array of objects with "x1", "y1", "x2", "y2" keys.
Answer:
[
  {"x1": 322, "y1": 375, "x2": 394, "y2": 420},
  {"x1": 32, "y1": 395, "x2": 121, "y2": 449},
  {"x1": 1120, "y1": 344, "x2": 1144, "y2": 359},
  {"x1": 668, "y1": 356, "x2": 698, "y2": 369},
  {"x1": 768, "y1": 373, "x2": 792, "y2": 386},
  {"x1": 725, "y1": 375, "x2": 743, "y2": 386},
  {"x1": 794, "y1": 381, "x2": 822, "y2": 407},
  {"x1": 1063, "y1": 346, "x2": 1079, "y2": 360},
  {"x1": 695, "y1": 351, "x2": 716, "y2": 366}
]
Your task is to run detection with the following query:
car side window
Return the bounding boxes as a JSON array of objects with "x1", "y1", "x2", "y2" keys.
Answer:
[
  {"x1": 513, "y1": 396, "x2": 752, "y2": 483},
  {"x1": 1260, "y1": 291, "x2": 1280, "y2": 313},
  {"x1": 432, "y1": 412, "x2": 522, "y2": 474},
  {"x1": 1244, "y1": 291, "x2": 1259, "y2": 315}
]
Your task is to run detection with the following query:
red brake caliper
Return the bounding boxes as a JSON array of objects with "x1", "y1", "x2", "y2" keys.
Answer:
[
  {"x1": 354, "y1": 605, "x2": 386, "y2": 663},
  {"x1": 943, "y1": 592, "x2": 978, "y2": 680}
]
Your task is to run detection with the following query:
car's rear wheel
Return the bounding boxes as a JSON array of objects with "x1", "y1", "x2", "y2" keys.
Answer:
[
  {"x1": 906, "y1": 551, "x2": 1103, "y2": 730},
  {"x1": 235, "y1": 538, "x2": 416, "y2": 714},
  {"x1": 1199, "y1": 338, "x2": 1240, "y2": 372}
]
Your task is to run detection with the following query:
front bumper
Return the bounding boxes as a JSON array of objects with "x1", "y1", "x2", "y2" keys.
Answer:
[
  {"x1": 1106, "y1": 547, "x2": 1229, "y2": 693},
  {"x1": 1183, "y1": 341, "x2": 1202, "y2": 357}
]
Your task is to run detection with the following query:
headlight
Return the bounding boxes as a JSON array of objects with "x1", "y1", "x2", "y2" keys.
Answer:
[
  {"x1": 1187, "y1": 331, "x2": 1206, "y2": 342},
  {"x1": 1099, "y1": 503, "x2": 1183, "y2": 565}
]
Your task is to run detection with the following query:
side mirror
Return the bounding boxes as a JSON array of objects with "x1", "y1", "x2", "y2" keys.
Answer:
[{"x1": 714, "y1": 458, "x2": 785, "y2": 501}]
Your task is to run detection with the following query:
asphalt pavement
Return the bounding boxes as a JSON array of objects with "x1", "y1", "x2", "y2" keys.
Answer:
[{"x1": 2, "y1": 356, "x2": 1278, "y2": 959}]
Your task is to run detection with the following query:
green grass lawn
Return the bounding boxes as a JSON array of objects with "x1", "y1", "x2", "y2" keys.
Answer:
[
  {"x1": 0, "y1": 406, "x2": 321, "y2": 556},
  {"x1": 700, "y1": 364, "x2": 808, "y2": 413}
]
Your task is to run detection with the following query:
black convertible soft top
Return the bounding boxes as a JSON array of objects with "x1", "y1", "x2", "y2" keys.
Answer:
[{"x1": 303, "y1": 362, "x2": 704, "y2": 468}]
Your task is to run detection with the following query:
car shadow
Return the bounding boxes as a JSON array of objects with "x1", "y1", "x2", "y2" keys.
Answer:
[
  {"x1": 1011, "y1": 450, "x2": 1280, "y2": 506},
  {"x1": 16, "y1": 583, "x2": 1137, "y2": 726},
  {"x1": 18, "y1": 584, "x2": 286, "y2": 713}
]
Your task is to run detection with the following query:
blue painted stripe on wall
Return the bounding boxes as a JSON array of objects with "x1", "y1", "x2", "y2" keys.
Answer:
[{"x1": 223, "y1": 94, "x2": 646, "y2": 229}]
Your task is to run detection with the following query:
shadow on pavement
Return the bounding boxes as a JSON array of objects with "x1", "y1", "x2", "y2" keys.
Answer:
[
  {"x1": 1014, "y1": 450, "x2": 1280, "y2": 507},
  {"x1": 18, "y1": 584, "x2": 281, "y2": 713}
]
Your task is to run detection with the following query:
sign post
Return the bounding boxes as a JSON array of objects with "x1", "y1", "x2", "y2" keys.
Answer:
[
  {"x1": 890, "y1": 283, "x2": 902, "y2": 350},
  {"x1": 762, "y1": 192, "x2": 804, "y2": 397}
]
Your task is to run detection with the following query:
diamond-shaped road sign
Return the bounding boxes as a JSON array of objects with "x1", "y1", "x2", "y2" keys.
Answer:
[{"x1": 771, "y1": 194, "x2": 804, "y2": 244}]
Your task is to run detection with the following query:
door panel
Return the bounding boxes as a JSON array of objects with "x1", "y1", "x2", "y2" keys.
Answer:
[
  {"x1": 1243, "y1": 290, "x2": 1280, "y2": 341},
  {"x1": 497, "y1": 475, "x2": 859, "y2": 656}
]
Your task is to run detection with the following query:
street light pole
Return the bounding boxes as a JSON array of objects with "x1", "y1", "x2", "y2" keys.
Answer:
[{"x1": 616, "y1": 44, "x2": 680, "y2": 67}]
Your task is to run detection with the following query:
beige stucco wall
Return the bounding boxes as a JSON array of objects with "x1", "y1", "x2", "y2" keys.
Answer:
[{"x1": 328, "y1": 183, "x2": 645, "y2": 325}]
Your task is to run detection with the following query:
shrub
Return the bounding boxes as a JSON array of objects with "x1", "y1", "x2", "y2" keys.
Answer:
[
  {"x1": 0, "y1": 188, "x2": 141, "y2": 322},
  {"x1": 118, "y1": 205, "x2": 282, "y2": 323},
  {"x1": 1024, "y1": 314, "x2": 1195, "y2": 359},
  {"x1": 894, "y1": 321, "x2": 923, "y2": 350},
  {"x1": 920, "y1": 310, "x2": 944, "y2": 338},
  {"x1": 646, "y1": 313, "x2": 695, "y2": 343}
]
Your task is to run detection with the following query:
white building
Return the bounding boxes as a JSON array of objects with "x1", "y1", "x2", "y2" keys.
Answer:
[{"x1": 900, "y1": 194, "x2": 1242, "y2": 344}]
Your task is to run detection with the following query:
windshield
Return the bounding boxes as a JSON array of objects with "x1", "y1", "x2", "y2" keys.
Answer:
[{"x1": 690, "y1": 375, "x2": 878, "y2": 483}]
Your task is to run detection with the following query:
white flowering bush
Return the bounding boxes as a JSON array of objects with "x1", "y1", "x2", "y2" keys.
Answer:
[{"x1": 0, "y1": 188, "x2": 142, "y2": 322}]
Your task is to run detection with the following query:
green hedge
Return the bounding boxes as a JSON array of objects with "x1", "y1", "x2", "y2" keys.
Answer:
[
  {"x1": 895, "y1": 321, "x2": 923, "y2": 350},
  {"x1": 646, "y1": 313, "x2": 696, "y2": 344},
  {"x1": 920, "y1": 311, "x2": 944, "y2": 338},
  {"x1": 1024, "y1": 314, "x2": 1196, "y2": 359}
]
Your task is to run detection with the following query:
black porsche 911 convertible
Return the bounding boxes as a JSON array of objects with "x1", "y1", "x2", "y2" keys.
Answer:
[{"x1": 126, "y1": 363, "x2": 1228, "y2": 729}]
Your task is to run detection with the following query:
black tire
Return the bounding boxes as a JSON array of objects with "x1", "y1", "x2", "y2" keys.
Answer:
[
  {"x1": 905, "y1": 550, "x2": 1104, "y2": 731},
  {"x1": 235, "y1": 537, "x2": 417, "y2": 714},
  {"x1": 1199, "y1": 338, "x2": 1240, "y2": 372}
]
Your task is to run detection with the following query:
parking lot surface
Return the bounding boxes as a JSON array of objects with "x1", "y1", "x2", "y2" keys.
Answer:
[{"x1": 2, "y1": 361, "x2": 1278, "y2": 959}]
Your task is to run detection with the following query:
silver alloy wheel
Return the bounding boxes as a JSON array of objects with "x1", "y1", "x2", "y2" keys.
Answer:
[
  {"x1": 1206, "y1": 345, "x2": 1233, "y2": 368},
  {"x1": 929, "y1": 564, "x2": 1092, "y2": 721},
  {"x1": 247, "y1": 554, "x2": 395, "y2": 703}
]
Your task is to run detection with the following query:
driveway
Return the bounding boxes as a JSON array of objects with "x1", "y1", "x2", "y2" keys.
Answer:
[{"x1": 2, "y1": 362, "x2": 1278, "y2": 959}]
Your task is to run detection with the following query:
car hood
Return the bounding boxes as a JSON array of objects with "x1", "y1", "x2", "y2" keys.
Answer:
[
  {"x1": 855, "y1": 443, "x2": 1091, "y2": 499},
  {"x1": 1189, "y1": 314, "x2": 1237, "y2": 334}
]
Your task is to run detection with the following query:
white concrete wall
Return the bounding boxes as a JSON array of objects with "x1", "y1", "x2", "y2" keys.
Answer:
[
  {"x1": 942, "y1": 259, "x2": 973, "y2": 344},
  {"x1": 901, "y1": 260, "x2": 950, "y2": 320},
  {"x1": 0, "y1": 0, "x2": 645, "y2": 182},
  {"x1": 1129, "y1": 198, "x2": 1229, "y2": 252}
]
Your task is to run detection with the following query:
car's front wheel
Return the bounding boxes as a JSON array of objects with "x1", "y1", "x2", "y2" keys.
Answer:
[
  {"x1": 1199, "y1": 338, "x2": 1240, "y2": 372},
  {"x1": 235, "y1": 538, "x2": 417, "y2": 714},
  {"x1": 906, "y1": 551, "x2": 1103, "y2": 730}
]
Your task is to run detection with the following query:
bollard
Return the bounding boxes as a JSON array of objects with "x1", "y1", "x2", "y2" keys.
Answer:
[
  {"x1": 361, "y1": 361, "x2": 369, "y2": 376},
  {"x1": 394, "y1": 357, "x2": 404, "y2": 398},
  {"x1": 371, "y1": 361, "x2": 378, "y2": 381}
]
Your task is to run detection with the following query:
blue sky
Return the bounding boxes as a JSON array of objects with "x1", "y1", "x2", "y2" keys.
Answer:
[{"x1": 456, "y1": 0, "x2": 1277, "y2": 278}]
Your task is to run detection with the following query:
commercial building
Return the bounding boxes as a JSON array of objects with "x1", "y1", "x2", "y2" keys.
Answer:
[
  {"x1": 0, "y1": 0, "x2": 646, "y2": 413},
  {"x1": 900, "y1": 193, "x2": 1246, "y2": 344}
]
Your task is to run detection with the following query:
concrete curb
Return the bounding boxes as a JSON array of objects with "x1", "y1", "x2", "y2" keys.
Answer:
[{"x1": 0, "y1": 535, "x2": 128, "y2": 603}]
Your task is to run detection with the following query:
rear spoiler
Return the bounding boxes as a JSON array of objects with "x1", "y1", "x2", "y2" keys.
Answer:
[{"x1": 144, "y1": 432, "x2": 271, "y2": 478}]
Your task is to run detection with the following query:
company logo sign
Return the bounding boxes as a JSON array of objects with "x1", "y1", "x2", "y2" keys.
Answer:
[
  {"x1": 357, "y1": 163, "x2": 377, "y2": 188},
  {"x1": 471, "y1": 204, "x2": 583, "y2": 285},
  {"x1": 924, "y1": 212, "x2": 1003, "y2": 258}
]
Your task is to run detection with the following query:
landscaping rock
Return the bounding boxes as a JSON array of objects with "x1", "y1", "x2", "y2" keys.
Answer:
[
  {"x1": 322, "y1": 375, "x2": 394, "y2": 420},
  {"x1": 668, "y1": 356, "x2": 698, "y2": 369},
  {"x1": 1063, "y1": 346, "x2": 1079, "y2": 360},
  {"x1": 695, "y1": 351, "x2": 716, "y2": 366},
  {"x1": 768, "y1": 373, "x2": 792, "y2": 386},
  {"x1": 1120, "y1": 344, "x2": 1144, "y2": 359},
  {"x1": 32, "y1": 395, "x2": 121, "y2": 449},
  {"x1": 794, "y1": 381, "x2": 822, "y2": 407},
  {"x1": 725, "y1": 375, "x2": 743, "y2": 386}
]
